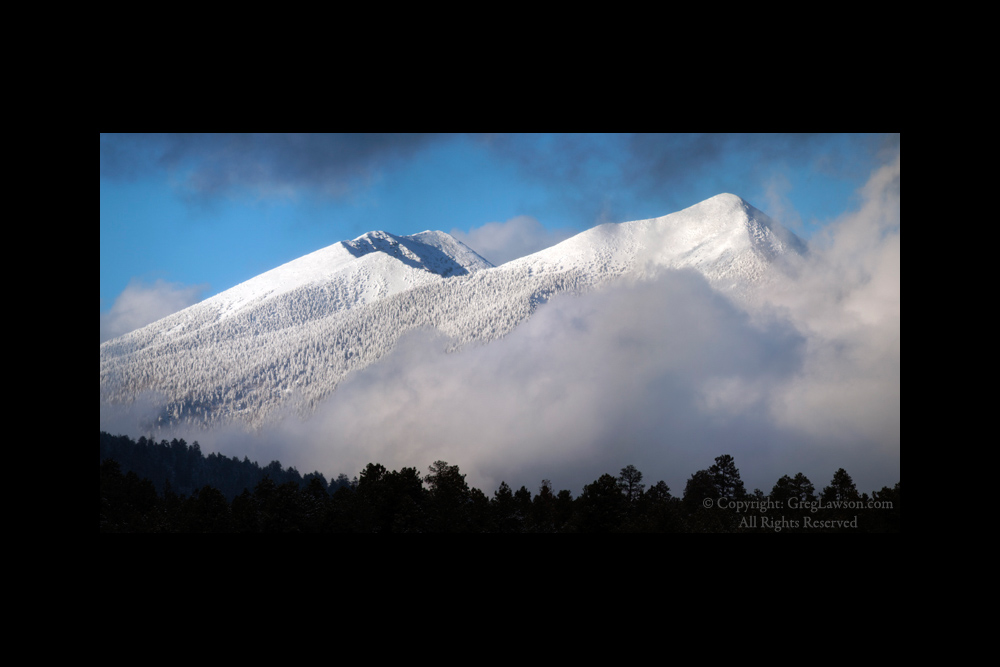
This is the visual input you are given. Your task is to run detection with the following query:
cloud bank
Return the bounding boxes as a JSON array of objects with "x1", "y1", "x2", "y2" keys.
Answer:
[
  {"x1": 100, "y1": 279, "x2": 206, "y2": 343},
  {"x1": 100, "y1": 133, "x2": 898, "y2": 227},
  {"x1": 100, "y1": 133, "x2": 440, "y2": 200}
]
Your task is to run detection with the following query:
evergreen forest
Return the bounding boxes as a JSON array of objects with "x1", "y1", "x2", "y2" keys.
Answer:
[{"x1": 100, "y1": 431, "x2": 900, "y2": 533}]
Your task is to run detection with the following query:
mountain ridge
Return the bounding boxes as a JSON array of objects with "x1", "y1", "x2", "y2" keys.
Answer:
[
  {"x1": 511, "y1": 193, "x2": 804, "y2": 283},
  {"x1": 100, "y1": 193, "x2": 806, "y2": 431}
]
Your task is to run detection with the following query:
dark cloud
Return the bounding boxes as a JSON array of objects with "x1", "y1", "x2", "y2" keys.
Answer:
[
  {"x1": 619, "y1": 133, "x2": 890, "y2": 207},
  {"x1": 100, "y1": 133, "x2": 440, "y2": 199},
  {"x1": 474, "y1": 133, "x2": 895, "y2": 228},
  {"x1": 100, "y1": 133, "x2": 897, "y2": 230}
]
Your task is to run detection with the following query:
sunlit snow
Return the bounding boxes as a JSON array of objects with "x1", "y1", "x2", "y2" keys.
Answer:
[{"x1": 100, "y1": 194, "x2": 806, "y2": 430}]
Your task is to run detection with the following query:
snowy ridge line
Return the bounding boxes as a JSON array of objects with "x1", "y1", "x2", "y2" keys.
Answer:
[{"x1": 100, "y1": 194, "x2": 806, "y2": 431}]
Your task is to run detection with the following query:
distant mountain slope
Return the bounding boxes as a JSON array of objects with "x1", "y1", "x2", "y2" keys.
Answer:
[{"x1": 100, "y1": 194, "x2": 804, "y2": 431}]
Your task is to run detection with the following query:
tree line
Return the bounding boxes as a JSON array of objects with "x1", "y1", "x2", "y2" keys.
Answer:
[{"x1": 100, "y1": 432, "x2": 899, "y2": 532}]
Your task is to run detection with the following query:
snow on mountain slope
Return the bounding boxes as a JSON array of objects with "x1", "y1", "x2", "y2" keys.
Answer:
[
  {"x1": 201, "y1": 229, "x2": 493, "y2": 323},
  {"x1": 100, "y1": 194, "x2": 805, "y2": 431},
  {"x1": 345, "y1": 230, "x2": 493, "y2": 278},
  {"x1": 508, "y1": 193, "x2": 805, "y2": 292}
]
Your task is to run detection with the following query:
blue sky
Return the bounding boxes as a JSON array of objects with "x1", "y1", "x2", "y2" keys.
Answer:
[{"x1": 100, "y1": 133, "x2": 899, "y2": 341}]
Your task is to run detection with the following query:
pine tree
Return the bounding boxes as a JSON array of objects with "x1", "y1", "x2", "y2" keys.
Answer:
[
  {"x1": 618, "y1": 465, "x2": 645, "y2": 503},
  {"x1": 709, "y1": 454, "x2": 746, "y2": 501},
  {"x1": 821, "y1": 468, "x2": 859, "y2": 503},
  {"x1": 424, "y1": 461, "x2": 471, "y2": 532}
]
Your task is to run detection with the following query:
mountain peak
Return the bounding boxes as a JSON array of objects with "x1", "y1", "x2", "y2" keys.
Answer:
[
  {"x1": 505, "y1": 193, "x2": 805, "y2": 294},
  {"x1": 156, "y1": 229, "x2": 491, "y2": 327},
  {"x1": 642, "y1": 193, "x2": 806, "y2": 282},
  {"x1": 706, "y1": 192, "x2": 748, "y2": 205},
  {"x1": 342, "y1": 229, "x2": 492, "y2": 277},
  {"x1": 682, "y1": 192, "x2": 757, "y2": 219}
]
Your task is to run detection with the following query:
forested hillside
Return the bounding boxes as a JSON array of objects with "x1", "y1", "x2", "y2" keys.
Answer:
[{"x1": 100, "y1": 261, "x2": 592, "y2": 430}]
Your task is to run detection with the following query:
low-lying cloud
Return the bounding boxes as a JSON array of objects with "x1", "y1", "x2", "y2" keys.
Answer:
[
  {"x1": 450, "y1": 215, "x2": 577, "y2": 265},
  {"x1": 277, "y1": 269, "x2": 813, "y2": 496},
  {"x1": 100, "y1": 279, "x2": 206, "y2": 342}
]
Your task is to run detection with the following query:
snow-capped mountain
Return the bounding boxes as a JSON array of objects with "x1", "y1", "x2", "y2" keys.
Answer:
[
  {"x1": 195, "y1": 228, "x2": 493, "y2": 322},
  {"x1": 100, "y1": 193, "x2": 805, "y2": 430}
]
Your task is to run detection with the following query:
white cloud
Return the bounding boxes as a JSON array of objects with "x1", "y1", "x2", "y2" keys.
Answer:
[
  {"x1": 213, "y1": 268, "x2": 813, "y2": 496},
  {"x1": 755, "y1": 151, "x2": 900, "y2": 474},
  {"x1": 761, "y1": 171, "x2": 804, "y2": 232},
  {"x1": 450, "y1": 215, "x2": 577, "y2": 266},
  {"x1": 100, "y1": 279, "x2": 206, "y2": 342}
]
